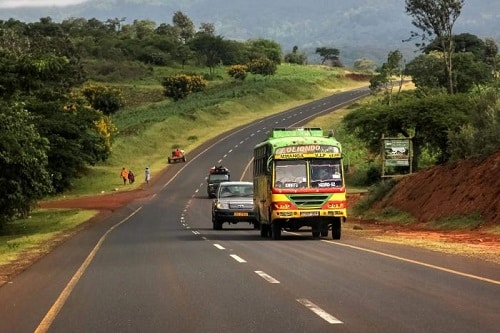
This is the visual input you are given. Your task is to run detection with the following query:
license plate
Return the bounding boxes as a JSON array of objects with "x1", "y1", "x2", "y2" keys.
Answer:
[
  {"x1": 301, "y1": 211, "x2": 319, "y2": 217},
  {"x1": 234, "y1": 212, "x2": 249, "y2": 216}
]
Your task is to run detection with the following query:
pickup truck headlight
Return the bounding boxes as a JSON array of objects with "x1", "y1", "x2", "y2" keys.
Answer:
[{"x1": 216, "y1": 202, "x2": 229, "y2": 209}]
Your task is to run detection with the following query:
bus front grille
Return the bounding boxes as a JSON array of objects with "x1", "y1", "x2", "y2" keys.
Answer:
[{"x1": 289, "y1": 194, "x2": 329, "y2": 208}]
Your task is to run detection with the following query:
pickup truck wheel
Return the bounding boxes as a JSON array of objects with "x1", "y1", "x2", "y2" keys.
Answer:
[{"x1": 214, "y1": 220, "x2": 222, "y2": 230}]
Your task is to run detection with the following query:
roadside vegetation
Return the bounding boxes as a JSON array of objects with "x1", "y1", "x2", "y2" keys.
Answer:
[{"x1": 1, "y1": 1, "x2": 500, "y2": 270}]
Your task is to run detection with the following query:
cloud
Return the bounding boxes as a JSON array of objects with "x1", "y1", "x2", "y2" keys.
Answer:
[{"x1": 0, "y1": 0, "x2": 89, "y2": 8}]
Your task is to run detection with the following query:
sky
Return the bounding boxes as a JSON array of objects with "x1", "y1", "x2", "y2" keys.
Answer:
[{"x1": 0, "y1": 0, "x2": 89, "y2": 8}]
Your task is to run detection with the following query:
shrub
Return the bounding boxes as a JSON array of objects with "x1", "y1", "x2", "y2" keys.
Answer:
[
  {"x1": 161, "y1": 74, "x2": 207, "y2": 101},
  {"x1": 227, "y1": 65, "x2": 248, "y2": 81},
  {"x1": 81, "y1": 84, "x2": 125, "y2": 115}
]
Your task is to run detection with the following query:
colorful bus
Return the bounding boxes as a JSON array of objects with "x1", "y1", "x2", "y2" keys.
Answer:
[{"x1": 253, "y1": 128, "x2": 346, "y2": 240}]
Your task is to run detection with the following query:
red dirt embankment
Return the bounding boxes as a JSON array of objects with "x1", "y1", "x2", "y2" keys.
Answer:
[{"x1": 374, "y1": 150, "x2": 500, "y2": 225}]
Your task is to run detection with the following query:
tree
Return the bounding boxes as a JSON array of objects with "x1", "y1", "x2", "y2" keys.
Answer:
[
  {"x1": 405, "y1": 53, "x2": 445, "y2": 93},
  {"x1": 353, "y1": 58, "x2": 376, "y2": 72},
  {"x1": 424, "y1": 33, "x2": 485, "y2": 59},
  {"x1": 484, "y1": 38, "x2": 498, "y2": 77},
  {"x1": 246, "y1": 39, "x2": 282, "y2": 64},
  {"x1": 448, "y1": 89, "x2": 500, "y2": 161},
  {"x1": 0, "y1": 104, "x2": 52, "y2": 227},
  {"x1": 0, "y1": 26, "x2": 116, "y2": 193},
  {"x1": 405, "y1": 0, "x2": 464, "y2": 94},
  {"x1": 369, "y1": 50, "x2": 404, "y2": 105},
  {"x1": 315, "y1": 47, "x2": 341, "y2": 66},
  {"x1": 189, "y1": 33, "x2": 225, "y2": 76},
  {"x1": 406, "y1": 50, "x2": 493, "y2": 93},
  {"x1": 284, "y1": 46, "x2": 307, "y2": 65},
  {"x1": 172, "y1": 11, "x2": 195, "y2": 44},
  {"x1": 343, "y1": 93, "x2": 472, "y2": 169}
]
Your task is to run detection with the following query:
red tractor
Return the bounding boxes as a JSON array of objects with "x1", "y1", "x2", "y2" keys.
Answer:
[{"x1": 167, "y1": 149, "x2": 186, "y2": 164}]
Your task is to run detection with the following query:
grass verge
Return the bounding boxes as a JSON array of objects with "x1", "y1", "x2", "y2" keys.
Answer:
[{"x1": 0, "y1": 209, "x2": 97, "y2": 267}]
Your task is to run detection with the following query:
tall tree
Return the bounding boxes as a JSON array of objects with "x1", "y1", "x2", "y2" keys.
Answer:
[
  {"x1": 370, "y1": 50, "x2": 404, "y2": 105},
  {"x1": 405, "y1": 0, "x2": 464, "y2": 94},
  {"x1": 172, "y1": 11, "x2": 195, "y2": 44},
  {"x1": 246, "y1": 39, "x2": 282, "y2": 64},
  {"x1": 0, "y1": 104, "x2": 52, "y2": 227},
  {"x1": 189, "y1": 33, "x2": 225, "y2": 75},
  {"x1": 484, "y1": 38, "x2": 498, "y2": 77}
]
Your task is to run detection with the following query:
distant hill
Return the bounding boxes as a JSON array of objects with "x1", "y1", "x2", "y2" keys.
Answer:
[{"x1": 1, "y1": 0, "x2": 499, "y2": 66}]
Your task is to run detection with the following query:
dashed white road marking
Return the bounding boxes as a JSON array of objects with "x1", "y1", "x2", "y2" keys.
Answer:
[
  {"x1": 255, "y1": 271, "x2": 280, "y2": 283},
  {"x1": 296, "y1": 298, "x2": 343, "y2": 324},
  {"x1": 214, "y1": 244, "x2": 225, "y2": 250},
  {"x1": 192, "y1": 231, "x2": 200, "y2": 235},
  {"x1": 230, "y1": 254, "x2": 247, "y2": 263}
]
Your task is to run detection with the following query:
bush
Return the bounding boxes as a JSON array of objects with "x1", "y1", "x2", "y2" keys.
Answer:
[
  {"x1": 81, "y1": 84, "x2": 125, "y2": 115},
  {"x1": 227, "y1": 65, "x2": 248, "y2": 81},
  {"x1": 352, "y1": 179, "x2": 397, "y2": 214},
  {"x1": 247, "y1": 57, "x2": 277, "y2": 77},
  {"x1": 161, "y1": 74, "x2": 207, "y2": 101}
]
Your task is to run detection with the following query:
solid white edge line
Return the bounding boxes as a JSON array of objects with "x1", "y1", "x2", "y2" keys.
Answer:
[
  {"x1": 297, "y1": 298, "x2": 343, "y2": 324},
  {"x1": 321, "y1": 240, "x2": 500, "y2": 285},
  {"x1": 35, "y1": 207, "x2": 143, "y2": 333}
]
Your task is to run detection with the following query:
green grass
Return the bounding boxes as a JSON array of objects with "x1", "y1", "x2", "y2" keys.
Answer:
[
  {"x1": 358, "y1": 207, "x2": 416, "y2": 225},
  {"x1": 425, "y1": 214, "x2": 484, "y2": 231},
  {"x1": 0, "y1": 209, "x2": 97, "y2": 266}
]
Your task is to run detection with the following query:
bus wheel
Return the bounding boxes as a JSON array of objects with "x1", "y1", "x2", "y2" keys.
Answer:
[
  {"x1": 332, "y1": 219, "x2": 341, "y2": 240},
  {"x1": 260, "y1": 224, "x2": 269, "y2": 237},
  {"x1": 271, "y1": 222, "x2": 281, "y2": 240},
  {"x1": 312, "y1": 231, "x2": 320, "y2": 238},
  {"x1": 320, "y1": 229, "x2": 328, "y2": 237}
]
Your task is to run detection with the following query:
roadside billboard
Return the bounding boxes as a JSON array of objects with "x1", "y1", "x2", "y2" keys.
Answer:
[{"x1": 382, "y1": 137, "x2": 412, "y2": 177}]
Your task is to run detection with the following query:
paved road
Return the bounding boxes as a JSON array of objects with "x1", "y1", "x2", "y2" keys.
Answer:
[{"x1": 1, "y1": 87, "x2": 499, "y2": 333}]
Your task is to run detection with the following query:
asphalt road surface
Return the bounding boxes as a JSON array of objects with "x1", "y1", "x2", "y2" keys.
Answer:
[{"x1": 1, "y1": 87, "x2": 499, "y2": 333}]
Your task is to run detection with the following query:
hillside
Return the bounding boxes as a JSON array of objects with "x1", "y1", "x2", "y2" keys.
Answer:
[
  {"x1": 374, "y1": 151, "x2": 500, "y2": 226},
  {"x1": 1, "y1": 0, "x2": 499, "y2": 66}
]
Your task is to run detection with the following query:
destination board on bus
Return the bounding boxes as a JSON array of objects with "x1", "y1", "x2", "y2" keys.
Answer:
[{"x1": 274, "y1": 145, "x2": 341, "y2": 159}]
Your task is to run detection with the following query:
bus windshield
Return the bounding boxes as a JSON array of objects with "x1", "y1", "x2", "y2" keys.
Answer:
[
  {"x1": 310, "y1": 159, "x2": 343, "y2": 188},
  {"x1": 274, "y1": 159, "x2": 343, "y2": 189},
  {"x1": 275, "y1": 160, "x2": 307, "y2": 188}
]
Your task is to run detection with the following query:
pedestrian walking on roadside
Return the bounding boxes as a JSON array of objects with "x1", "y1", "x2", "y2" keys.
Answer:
[
  {"x1": 120, "y1": 167, "x2": 129, "y2": 185},
  {"x1": 145, "y1": 167, "x2": 151, "y2": 184},
  {"x1": 128, "y1": 170, "x2": 135, "y2": 184}
]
